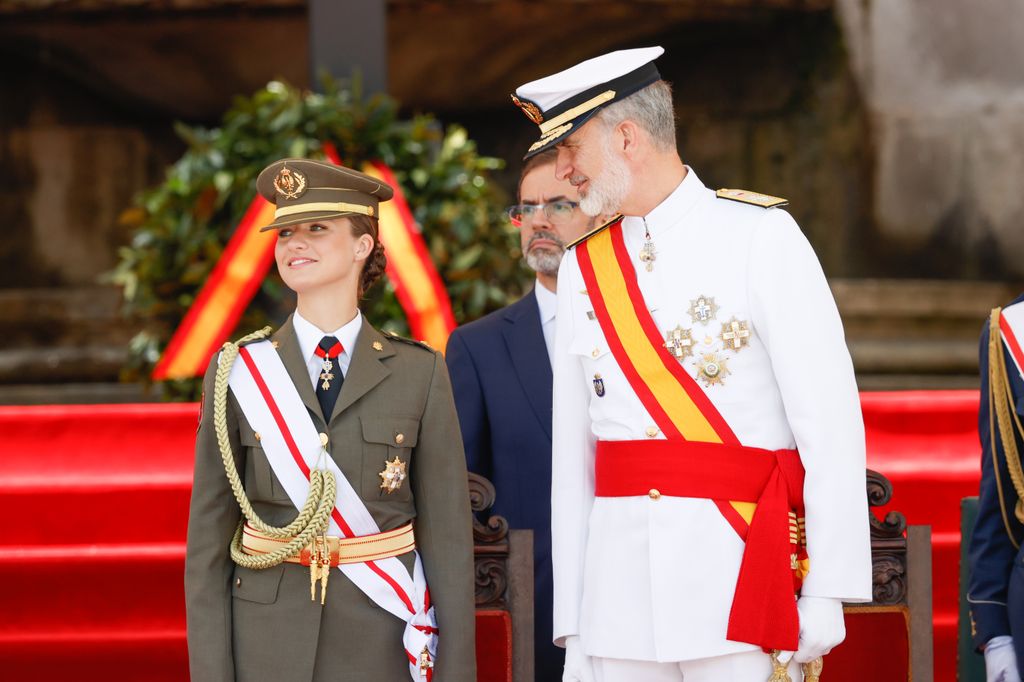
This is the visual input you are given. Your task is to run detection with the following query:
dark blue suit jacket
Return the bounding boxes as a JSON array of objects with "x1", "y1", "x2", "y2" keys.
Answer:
[
  {"x1": 969, "y1": 292, "x2": 1024, "y2": 662},
  {"x1": 445, "y1": 288, "x2": 564, "y2": 681}
]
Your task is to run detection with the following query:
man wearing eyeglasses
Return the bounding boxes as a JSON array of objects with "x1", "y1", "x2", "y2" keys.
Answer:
[{"x1": 446, "y1": 149, "x2": 599, "y2": 681}]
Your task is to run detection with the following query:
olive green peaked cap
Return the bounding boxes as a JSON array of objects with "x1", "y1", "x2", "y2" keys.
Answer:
[{"x1": 255, "y1": 158, "x2": 394, "y2": 231}]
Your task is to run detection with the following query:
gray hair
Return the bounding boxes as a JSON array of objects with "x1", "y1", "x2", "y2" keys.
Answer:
[{"x1": 595, "y1": 80, "x2": 677, "y2": 151}]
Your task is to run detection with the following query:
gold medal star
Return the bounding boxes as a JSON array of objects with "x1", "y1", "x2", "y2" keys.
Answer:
[{"x1": 378, "y1": 456, "x2": 408, "y2": 494}]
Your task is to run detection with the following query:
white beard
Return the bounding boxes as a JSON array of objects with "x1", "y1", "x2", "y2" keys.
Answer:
[{"x1": 578, "y1": 137, "x2": 632, "y2": 217}]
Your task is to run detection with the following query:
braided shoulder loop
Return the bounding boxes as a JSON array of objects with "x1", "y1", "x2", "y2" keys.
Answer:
[{"x1": 212, "y1": 327, "x2": 338, "y2": 570}]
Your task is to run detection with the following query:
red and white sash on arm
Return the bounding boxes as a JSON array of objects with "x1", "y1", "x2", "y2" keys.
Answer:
[
  {"x1": 1001, "y1": 301, "x2": 1024, "y2": 382},
  {"x1": 228, "y1": 340, "x2": 437, "y2": 681}
]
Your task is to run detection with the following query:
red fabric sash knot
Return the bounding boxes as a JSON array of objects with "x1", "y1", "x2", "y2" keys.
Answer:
[
  {"x1": 726, "y1": 448, "x2": 805, "y2": 651},
  {"x1": 594, "y1": 440, "x2": 806, "y2": 651}
]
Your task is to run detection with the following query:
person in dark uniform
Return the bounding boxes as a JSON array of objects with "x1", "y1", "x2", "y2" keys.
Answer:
[
  {"x1": 968, "y1": 293, "x2": 1024, "y2": 682},
  {"x1": 185, "y1": 158, "x2": 476, "y2": 682},
  {"x1": 445, "y1": 149, "x2": 597, "y2": 681}
]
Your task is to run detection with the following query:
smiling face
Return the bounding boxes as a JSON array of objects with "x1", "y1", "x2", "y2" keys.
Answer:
[
  {"x1": 517, "y1": 161, "x2": 594, "y2": 276},
  {"x1": 554, "y1": 118, "x2": 633, "y2": 217},
  {"x1": 273, "y1": 217, "x2": 373, "y2": 297}
]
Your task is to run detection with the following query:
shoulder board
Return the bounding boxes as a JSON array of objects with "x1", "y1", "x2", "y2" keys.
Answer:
[
  {"x1": 566, "y1": 214, "x2": 625, "y2": 250},
  {"x1": 716, "y1": 188, "x2": 788, "y2": 209},
  {"x1": 384, "y1": 331, "x2": 434, "y2": 352}
]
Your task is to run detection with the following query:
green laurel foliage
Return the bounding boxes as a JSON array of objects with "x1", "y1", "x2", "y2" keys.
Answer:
[{"x1": 109, "y1": 77, "x2": 529, "y2": 400}]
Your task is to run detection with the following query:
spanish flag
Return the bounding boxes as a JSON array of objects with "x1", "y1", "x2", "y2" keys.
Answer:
[{"x1": 152, "y1": 155, "x2": 456, "y2": 381}]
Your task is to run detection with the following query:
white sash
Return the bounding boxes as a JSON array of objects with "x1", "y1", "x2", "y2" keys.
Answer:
[
  {"x1": 1002, "y1": 302, "x2": 1024, "y2": 382},
  {"x1": 228, "y1": 340, "x2": 437, "y2": 681}
]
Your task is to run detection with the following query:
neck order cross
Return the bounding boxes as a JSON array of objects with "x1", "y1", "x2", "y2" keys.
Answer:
[{"x1": 315, "y1": 337, "x2": 344, "y2": 391}]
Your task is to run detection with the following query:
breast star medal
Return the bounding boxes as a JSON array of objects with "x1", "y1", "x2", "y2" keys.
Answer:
[
  {"x1": 688, "y1": 295, "x2": 719, "y2": 325},
  {"x1": 694, "y1": 351, "x2": 730, "y2": 387},
  {"x1": 318, "y1": 357, "x2": 335, "y2": 391},
  {"x1": 719, "y1": 316, "x2": 751, "y2": 351},
  {"x1": 593, "y1": 373, "x2": 605, "y2": 397},
  {"x1": 379, "y1": 456, "x2": 408, "y2": 494},
  {"x1": 664, "y1": 325, "x2": 695, "y2": 359}
]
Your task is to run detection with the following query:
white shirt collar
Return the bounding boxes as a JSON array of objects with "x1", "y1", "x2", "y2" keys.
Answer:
[
  {"x1": 292, "y1": 309, "x2": 363, "y2": 364},
  {"x1": 534, "y1": 280, "x2": 558, "y2": 324},
  {"x1": 625, "y1": 165, "x2": 706, "y2": 236}
]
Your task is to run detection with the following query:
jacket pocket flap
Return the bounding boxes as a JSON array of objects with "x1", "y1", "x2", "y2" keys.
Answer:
[
  {"x1": 360, "y1": 416, "x2": 420, "y2": 447},
  {"x1": 232, "y1": 564, "x2": 285, "y2": 604}
]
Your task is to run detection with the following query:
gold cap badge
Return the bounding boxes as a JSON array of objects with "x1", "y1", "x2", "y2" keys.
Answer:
[
  {"x1": 273, "y1": 166, "x2": 307, "y2": 200},
  {"x1": 511, "y1": 94, "x2": 544, "y2": 125}
]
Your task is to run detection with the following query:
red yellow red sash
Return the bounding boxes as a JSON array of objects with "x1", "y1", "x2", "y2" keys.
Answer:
[
  {"x1": 576, "y1": 220, "x2": 754, "y2": 536},
  {"x1": 577, "y1": 220, "x2": 809, "y2": 650}
]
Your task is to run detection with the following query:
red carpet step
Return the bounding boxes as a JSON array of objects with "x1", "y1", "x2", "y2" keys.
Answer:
[{"x1": 0, "y1": 393, "x2": 983, "y2": 681}]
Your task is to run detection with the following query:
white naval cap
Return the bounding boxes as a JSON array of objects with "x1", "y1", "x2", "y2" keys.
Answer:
[{"x1": 512, "y1": 46, "x2": 665, "y2": 158}]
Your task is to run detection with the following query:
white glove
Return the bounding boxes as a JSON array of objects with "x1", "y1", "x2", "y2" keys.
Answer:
[
  {"x1": 562, "y1": 635, "x2": 596, "y2": 682},
  {"x1": 793, "y1": 596, "x2": 846, "y2": 663},
  {"x1": 985, "y1": 636, "x2": 1022, "y2": 682}
]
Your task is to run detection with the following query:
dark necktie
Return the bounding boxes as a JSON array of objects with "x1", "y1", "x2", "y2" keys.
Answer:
[{"x1": 314, "y1": 336, "x2": 344, "y2": 420}]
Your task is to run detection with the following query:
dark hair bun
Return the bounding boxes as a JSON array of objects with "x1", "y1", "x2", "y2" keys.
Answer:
[{"x1": 360, "y1": 239, "x2": 387, "y2": 296}]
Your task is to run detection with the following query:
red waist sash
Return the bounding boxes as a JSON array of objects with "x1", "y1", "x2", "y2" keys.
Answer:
[{"x1": 595, "y1": 439, "x2": 806, "y2": 651}]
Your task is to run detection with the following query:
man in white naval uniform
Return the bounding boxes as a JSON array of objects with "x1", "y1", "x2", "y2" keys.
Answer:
[{"x1": 510, "y1": 47, "x2": 872, "y2": 681}]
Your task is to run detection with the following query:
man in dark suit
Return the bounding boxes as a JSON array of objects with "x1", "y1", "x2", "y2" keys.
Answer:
[
  {"x1": 969, "y1": 293, "x2": 1024, "y2": 682},
  {"x1": 446, "y1": 149, "x2": 597, "y2": 681}
]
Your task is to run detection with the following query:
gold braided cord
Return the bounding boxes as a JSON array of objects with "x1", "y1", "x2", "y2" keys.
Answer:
[
  {"x1": 988, "y1": 309, "x2": 1024, "y2": 548},
  {"x1": 213, "y1": 327, "x2": 338, "y2": 570}
]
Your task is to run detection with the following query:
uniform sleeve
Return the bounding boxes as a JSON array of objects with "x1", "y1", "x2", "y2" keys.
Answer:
[
  {"x1": 550, "y1": 249, "x2": 597, "y2": 646},
  {"x1": 748, "y1": 210, "x2": 872, "y2": 602},
  {"x1": 445, "y1": 329, "x2": 493, "y2": 483},
  {"x1": 411, "y1": 351, "x2": 477, "y2": 681},
  {"x1": 968, "y1": 321, "x2": 1021, "y2": 649},
  {"x1": 184, "y1": 355, "x2": 243, "y2": 681}
]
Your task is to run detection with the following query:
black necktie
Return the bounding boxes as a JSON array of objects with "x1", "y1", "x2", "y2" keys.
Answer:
[{"x1": 314, "y1": 336, "x2": 344, "y2": 420}]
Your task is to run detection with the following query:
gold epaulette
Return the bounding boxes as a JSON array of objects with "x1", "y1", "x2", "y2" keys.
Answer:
[
  {"x1": 384, "y1": 331, "x2": 433, "y2": 352},
  {"x1": 716, "y1": 188, "x2": 789, "y2": 209},
  {"x1": 566, "y1": 214, "x2": 624, "y2": 250}
]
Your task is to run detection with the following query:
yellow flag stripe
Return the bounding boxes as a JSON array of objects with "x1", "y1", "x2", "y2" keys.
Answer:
[{"x1": 163, "y1": 201, "x2": 277, "y2": 378}]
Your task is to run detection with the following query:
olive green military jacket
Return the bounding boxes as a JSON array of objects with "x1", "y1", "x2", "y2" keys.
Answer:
[{"x1": 185, "y1": 315, "x2": 476, "y2": 682}]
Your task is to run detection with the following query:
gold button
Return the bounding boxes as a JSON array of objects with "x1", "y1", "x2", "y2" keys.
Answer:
[
  {"x1": 395, "y1": 433, "x2": 405, "y2": 445},
  {"x1": 319, "y1": 432, "x2": 329, "y2": 447},
  {"x1": 649, "y1": 489, "x2": 661, "y2": 500},
  {"x1": 645, "y1": 426, "x2": 658, "y2": 438},
  {"x1": 235, "y1": 577, "x2": 242, "y2": 587},
  {"x1": 254, "y1": 432, "x2": 261, "y2": 441},
  {"x1": 592, "y1": 348, "x2": 601, "y2": 358}
]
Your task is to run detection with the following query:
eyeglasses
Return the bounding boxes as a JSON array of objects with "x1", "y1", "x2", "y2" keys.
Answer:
[{"x1": 506, "y1": 201, "x2": 580, "y2": 227}]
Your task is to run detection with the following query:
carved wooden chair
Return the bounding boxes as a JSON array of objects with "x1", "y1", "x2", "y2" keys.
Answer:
[
  {"x1": 470, "y1": 472, "x2": 534, "y2": 682},
  {"x1": 828, "y1": 469, "x2": 933, "y2": 681},
  {"x1": 469, "y1": 469, "x2": 932, "y2": 682}
]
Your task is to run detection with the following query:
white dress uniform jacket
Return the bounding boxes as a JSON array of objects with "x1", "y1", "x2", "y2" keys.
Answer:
[{"x1": 550, "y1": 168, "x2": 873, "y2": 662}]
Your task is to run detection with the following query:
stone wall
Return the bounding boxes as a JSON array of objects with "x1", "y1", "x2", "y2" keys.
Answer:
[{"x1": 836, "y1": 0, "x2": 1024, "y2": 279}]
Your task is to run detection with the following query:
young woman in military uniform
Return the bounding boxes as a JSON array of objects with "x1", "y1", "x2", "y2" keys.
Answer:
[{"x1": 185, "y1": 158, "x2": 476, "y2": 682}]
